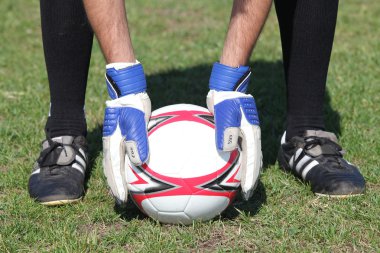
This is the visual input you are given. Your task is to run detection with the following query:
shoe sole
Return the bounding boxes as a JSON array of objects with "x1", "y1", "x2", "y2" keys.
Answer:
[
  {"x1": 315, "y1": 193, "x2": 364, "y2": 198},
  {"x1": 40, "y1": 197, "x2": 82, "y2": 206}
]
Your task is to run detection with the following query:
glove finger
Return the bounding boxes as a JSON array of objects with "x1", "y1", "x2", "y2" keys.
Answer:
[
  {"x1": 120, "y1": 107, "x2": 149, "y2": 165},
  {"x1": 214, "y1": 99, "x2": 241, "y2": 151},
  {"x1": 103, "y1": 136, "x2": 129, "y2": 204},
  {"x1": 239, "y1": 115, "x2": 262, "y2": 200},
  {"x1": 103, "y1": 107, "x2": 128, "y2": 204}
]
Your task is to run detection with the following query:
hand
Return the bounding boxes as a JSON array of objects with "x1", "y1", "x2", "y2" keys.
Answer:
[
  {"x1": 207, "y1": 62, "x2": 262, "y2": 200},
  {"x1": 102, "y1": 63, "x2": 150, "y2": 204}
]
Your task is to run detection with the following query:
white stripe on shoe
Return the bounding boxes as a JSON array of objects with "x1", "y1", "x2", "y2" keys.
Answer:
[
  {"x1": 31, "y1": 169, "x2": 40, "y2": 175},
  {"x1": 289, "y1": 148, "x2": 303, "y2": 167},
  {"x1": 301, "y1": 160, "x2": 319, "y2": 180},
  {"x1": 287, "y1": 148, "x2": 318, "y2": 179},
  {"x1": 295, "y1": 156, "x2": 311, "y2": 173},
  {"x1": 72, "y1": 163, "x2": 85, "y2": 174},
  {"x1": 79, "y1": 148, "x2": 86, "y2": 159},
  {"x1": 76, "y1": 155, "x2": 86, "y2": 168}
]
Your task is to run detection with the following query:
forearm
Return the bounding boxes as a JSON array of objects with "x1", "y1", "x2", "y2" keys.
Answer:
[
  {"x1": 220, "y1": 0, "x2": 272, "y2": 67},
  {"x1": 83, "y1": 0, "x2": 135, "y2": 63}
]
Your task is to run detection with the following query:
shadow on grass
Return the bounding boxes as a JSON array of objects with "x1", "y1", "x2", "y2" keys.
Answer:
[
  {"x1": 84, "y1": 124, "x2": 102, "y2": 192},
  {"x1": 85, "y1": 59, "x2": 340, "y2": 219},
  {"x1": 147, "y1": 60, "x2": 340, "y2": 166},
  {"x1": 145, "y1": 60, "x2": 287, "y2": 167},
  {"x1": 221, "y1": 181, "x2": 267, "y2": 219},
  {"x1": 114, "y1": 199, "x2": 149, "y2": 221}
]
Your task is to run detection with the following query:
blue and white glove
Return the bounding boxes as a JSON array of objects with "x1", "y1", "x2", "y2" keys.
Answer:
[
  {"x1": 207, "y1": 62, "x2": 262, "y2": 200},
  {"x1": 102, "y1": 63, "x2": 151, "y2": 204}
]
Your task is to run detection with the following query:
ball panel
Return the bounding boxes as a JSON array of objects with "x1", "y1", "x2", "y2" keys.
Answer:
[
  {"x1": 141, "y1": 199, "x2": 159, "y2": 219},
  {"x1": 148, "y1": 196, "x2": 191, "y2": 212},
  {"x1": 157, "y1": 211, "x2": 192, "y2": 225},
  {"x1": 184, "y1": 195, "x2": 230, "y2": 220}
]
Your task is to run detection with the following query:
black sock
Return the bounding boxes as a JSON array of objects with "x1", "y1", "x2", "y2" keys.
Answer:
[
  {"x1": 274, "y1": 0, "x2": 339, "y2": 140},
  {"x1": 40, "y1": 0, "x2": 93, "y2": 138}
]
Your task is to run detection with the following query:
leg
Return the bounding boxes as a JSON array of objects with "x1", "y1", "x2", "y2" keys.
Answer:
[
  {"x1": 275, "y1": 0, "x2": 365, "y2": 196},
  {"x1": 275, "y1": 0, "x2": 338, "y2": 140},
  {"x1": 42, "y1": 0, "x2": 93, "y2": 138},
  {"x1": 83, "y1": 0, "x2": 150, "y2": 204},
  {"x1": 29, "y1": 0, "x2": 93, "y2": 205},
  {"x1": 220, "y1": 0, "x2": 273, "y2": 67},
  {"x1": 83, "y1": 0, "x2": 135, "y2": 63},
  {"x1": 207, "y1": 0, "x2": 272, "y2": 199}
]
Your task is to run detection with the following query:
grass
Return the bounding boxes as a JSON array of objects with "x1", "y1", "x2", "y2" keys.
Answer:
[{"x1": 1, "y1": 0, "x2": 379, "y2": 252}]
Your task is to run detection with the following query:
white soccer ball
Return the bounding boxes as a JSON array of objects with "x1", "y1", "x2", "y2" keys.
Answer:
[{"x1": 125, "y1": 104, "x2": 242, "y2": 224}]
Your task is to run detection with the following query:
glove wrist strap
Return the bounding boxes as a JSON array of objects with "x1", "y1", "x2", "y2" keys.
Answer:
[
  {"x1": 209, "y1": 62, "x2": 251, "y2": 93},
  {"x1": 106, "y1": 63, "x2": 147, "y2": 99}
]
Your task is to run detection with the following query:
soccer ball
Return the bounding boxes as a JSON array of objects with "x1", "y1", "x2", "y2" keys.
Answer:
[{"x1": 125, "y1": 104, "x2": 242, "y2": 224}]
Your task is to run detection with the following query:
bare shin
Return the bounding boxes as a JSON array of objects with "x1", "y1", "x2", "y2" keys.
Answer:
[
  {"x1": 83, "y1": 0, "x2": 135, "y2": 63},
  {"x1": 220, "y1": 0, "x2": 272, "y2": 67}
]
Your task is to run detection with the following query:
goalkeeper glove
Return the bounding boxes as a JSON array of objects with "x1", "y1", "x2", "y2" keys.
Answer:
[
  {"x1": 207, "y1": 62, "x2": 262, "y2": 200},
  {"x1": 102, "y1": 63, "x2": 151, "y2": 204}
]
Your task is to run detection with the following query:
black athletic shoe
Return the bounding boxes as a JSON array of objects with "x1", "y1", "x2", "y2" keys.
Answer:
[
  {"x1": 28, "y1": 136, "x2": 88, "y2": 205},
  {"x1": 277, "y1": 130, "x2": 365, "y2": 197}
]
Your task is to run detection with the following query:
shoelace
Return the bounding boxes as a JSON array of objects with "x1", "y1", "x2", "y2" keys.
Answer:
[{"x1": 37, "y1": 138, "x2": 69, "y2": 168}]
